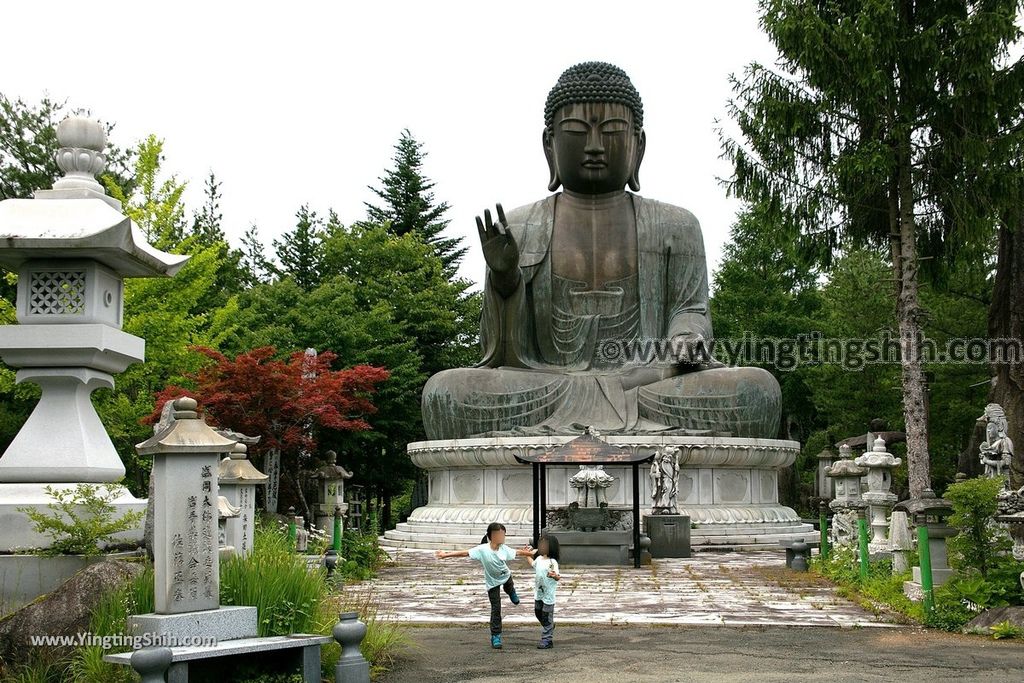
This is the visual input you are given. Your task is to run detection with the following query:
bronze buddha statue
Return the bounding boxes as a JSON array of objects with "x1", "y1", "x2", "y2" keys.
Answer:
[{"x1": 423, "y1": 62, "x2": 781, "y2": 440}]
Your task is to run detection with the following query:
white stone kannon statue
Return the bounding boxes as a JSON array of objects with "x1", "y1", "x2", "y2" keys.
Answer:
[
  {"x1": 650, "y1": 445, "x2": 681, "y2": 514},
  {"x1": 0, "y1": 116, "x2": 187, "y2": 551},
  {"x1": 979, "y1": 403, "x2": 1014, "y2": 480}
]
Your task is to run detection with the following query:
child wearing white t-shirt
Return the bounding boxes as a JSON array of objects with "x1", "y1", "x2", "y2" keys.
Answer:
[
  {"x1": 526, "y1": 534, "x2": 561, "y2": 649},
  {"x1": 436, "y1": 522, "x2": 534, "y2": 649}
]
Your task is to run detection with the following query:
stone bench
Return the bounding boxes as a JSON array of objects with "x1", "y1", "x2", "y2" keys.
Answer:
[
  {"x1": 778, "y1": 539, "x2": 819, "y2": 569},
  {"x1": 103, "y1": 634, "x2": 332, "y2": 683}
]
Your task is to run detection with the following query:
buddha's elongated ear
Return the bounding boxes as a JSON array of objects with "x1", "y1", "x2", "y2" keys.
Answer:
[
  {"x1": 543, "y1": 127, "x2": 560, "y2": 192},
  {"x1": 628, "y1": 129, "x2": 646, "y2": 192}
]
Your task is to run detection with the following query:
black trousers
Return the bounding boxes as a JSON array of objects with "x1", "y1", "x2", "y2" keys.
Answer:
[
  {"x1": 486, "y1": 576, "x2": 516, "y2": 635},
  {"x1": 534, "y1": 600, "x2": 555, "y2": 643}
]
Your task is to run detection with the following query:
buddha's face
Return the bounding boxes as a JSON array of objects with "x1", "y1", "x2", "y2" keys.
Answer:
[{"x1": 546, "y1": 102, "x2": 644, "y2": 195}]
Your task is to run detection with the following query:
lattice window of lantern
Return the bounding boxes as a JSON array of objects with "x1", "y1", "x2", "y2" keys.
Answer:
[{"x1": 28, "y1": 270, "x2": 87, "y2": 315}]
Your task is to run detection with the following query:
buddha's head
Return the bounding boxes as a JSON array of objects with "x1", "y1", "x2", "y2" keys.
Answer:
[{"x1": 543, "y1": 62, "x2": 646, "y2": 194}]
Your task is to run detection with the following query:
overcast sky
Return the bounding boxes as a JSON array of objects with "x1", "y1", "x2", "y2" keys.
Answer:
[{"x1": 2, "y1": 1, "x2": 778, "y2": 290}]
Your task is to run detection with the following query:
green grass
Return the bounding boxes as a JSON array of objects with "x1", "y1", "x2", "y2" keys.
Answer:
[
  {"x1": 317, "y1": 590, "x2": 410, "y2": 680},
  {"x1": 221, "y1": 524, "x2": 329, "y2": 636}
]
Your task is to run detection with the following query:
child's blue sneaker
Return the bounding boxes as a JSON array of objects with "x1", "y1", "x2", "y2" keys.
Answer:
[
  {"x1": 491, "y1": 634, "x2": 502, "y2": 649},
  {"x1": 509, "y1": 590, "x2": 520, "y2": 605},
  {"x1": 537, "y1": 640, "x2": 553, "y2": 649}
]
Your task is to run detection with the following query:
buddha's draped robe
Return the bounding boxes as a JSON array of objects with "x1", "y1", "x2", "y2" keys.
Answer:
[{"x1": 422, "y1": 194, "x2": 781, "y2": 439}]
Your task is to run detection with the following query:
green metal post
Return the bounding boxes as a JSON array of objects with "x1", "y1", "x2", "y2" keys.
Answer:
[
  {"x1": 857, "y1": 512, "x2": 870, "y2": 581},
  {"x1": 917, "y1": 522, "x2": 935, "y2": 614},
  {"x1": 333, "y1": 506, "x2": 343, "y2": 553},
  {"x1": 819, "y1": 501, "x2": 830, "y2": 561}
]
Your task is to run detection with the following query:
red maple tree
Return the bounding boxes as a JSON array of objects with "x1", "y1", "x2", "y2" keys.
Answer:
[{"x1": 147, "y1": 346, "x2": 389, "y2": 517}]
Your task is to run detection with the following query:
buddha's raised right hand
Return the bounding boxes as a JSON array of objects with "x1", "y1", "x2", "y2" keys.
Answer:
[{"x1": 476, "y1": 203, "x2": 521, "y2": 296}]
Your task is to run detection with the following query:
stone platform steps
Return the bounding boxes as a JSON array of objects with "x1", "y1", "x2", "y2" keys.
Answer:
[{"x1": 381, "y1": 519, "x2": 815, "y2": 551}]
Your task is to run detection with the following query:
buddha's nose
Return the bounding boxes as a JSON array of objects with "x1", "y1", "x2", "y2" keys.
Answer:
[{"x1": 584, "y1": 130, "x2": 604, "y2": 155}]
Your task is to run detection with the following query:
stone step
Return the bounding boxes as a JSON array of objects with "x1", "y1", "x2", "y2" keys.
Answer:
[
  {"x1": 382, "y1": 529, "x2": 533, "y2": 546},
  {"x1": 391, "y1": 521, "x2": 812, "y2": 536},
  {"x1": 381, "y1": 524, "x2": 814, "y2": 551},
  {"x1": 393, "y1": 522, "x2": 532, "y2": 535}
]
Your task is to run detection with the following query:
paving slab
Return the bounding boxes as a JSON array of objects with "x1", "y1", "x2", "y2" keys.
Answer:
[{"x1": 345, "y1": 547, "x2": 898, "y2": 628}]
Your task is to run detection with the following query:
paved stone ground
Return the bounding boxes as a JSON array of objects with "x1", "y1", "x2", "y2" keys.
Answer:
[
  {"x1": 346, "y1": 547, "x2": 899, "y2": 627},
  {"x1": 382, "y1": 625, "x2": 1024, "y2": 683}
]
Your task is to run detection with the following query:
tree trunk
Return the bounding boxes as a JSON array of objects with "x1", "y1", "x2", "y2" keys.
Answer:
[
  {"x1": 989, "y1": 218, "x2": 1024, "y2": 489},
  {"x1": 289, "y1": 461, "x2": 312, "y2": 523},
  {"x1": 896, "y1": 139, "x2": 932, "y2": 498}
]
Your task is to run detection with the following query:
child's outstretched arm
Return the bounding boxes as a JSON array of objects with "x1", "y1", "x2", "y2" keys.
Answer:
[
  {"x1": 435, "y1": 549, "x2": 471, "y2": 559},
  {"x1": 515, "y1": 545, "x2": 534, "y2": 557}
]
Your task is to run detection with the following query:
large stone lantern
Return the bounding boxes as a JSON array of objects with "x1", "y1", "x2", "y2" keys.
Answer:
[{"x1": 0, "y1": 117, "x2": 188, "y2": 551}]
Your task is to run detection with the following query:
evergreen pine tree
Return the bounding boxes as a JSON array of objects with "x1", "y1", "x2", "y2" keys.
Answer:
[
  {"x1": 364, "y1": 129, "x2": 466, "y2": 274},
  {"x1": 273, "y1": 204, "x2": 325, "y2": 291}
]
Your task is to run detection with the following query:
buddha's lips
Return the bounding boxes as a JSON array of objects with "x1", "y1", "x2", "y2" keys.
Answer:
[{"x1": 582, "y1": 160, "x2": 607, "y2": 168}]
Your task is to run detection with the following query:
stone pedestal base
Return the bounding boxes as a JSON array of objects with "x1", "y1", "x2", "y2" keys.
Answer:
[
  {"x1": 129, "y1": 606, "x2": 258, "y2": 643},
  {"x1": 0, "y1": 482, "x2": 145, "y2": 552},
  {"x1": 903, "y1": 568, "x2": 955, "y2": 602},
  {"x1": 644, "y1": 514, "x2": 691, "y2": 558},
  {"x1": 912, "y1": 566, "x2": 954, "y2": 586},
  {"x1": 383, "y1": 435, "x2": 812, "y2": 550}
]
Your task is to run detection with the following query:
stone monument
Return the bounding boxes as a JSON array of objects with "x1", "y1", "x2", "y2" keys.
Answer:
[
  {"x1": 107, "y1": 397, "x2": 331, "y2": 680},
  {"x1": 0, "y1": 116, "x2": 188, "y2": 551},
  {"x1": 385, "y1": 62, "x2": 811, "y2": 550}
]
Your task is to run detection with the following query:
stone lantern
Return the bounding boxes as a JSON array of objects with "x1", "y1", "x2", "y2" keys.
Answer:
[
  {"x1": 0, "y1": 116, "x2": 188, "y2": 551},
  {"x1": 217, "y1": 495, "x2": 241, "y2": 559},
  {"x1": 855, "y1": 436, "x2": 902, "y2": 555},
  {"x1": 895, "y1": 489, "x2": 955, "y2": 600},
  {"x1": 815, "y1": 447, "x2": 838, "y2": 502},
  {"x1": 311, "y1": 450, "x2": 353, "y2": 544},
  {"x1": 218, "y1": 442, "x2": 268, "y2": 558},
  {"x1": 825, "y1": 445, "x2": 868, "y2": 548}
]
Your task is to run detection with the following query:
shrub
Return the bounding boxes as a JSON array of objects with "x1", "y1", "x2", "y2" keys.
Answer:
[
  {"x1": 926, "y1": 586, "x2": 977, "y2": 631},
  {"x1": 945, "y1": 477, "x2": 1010, "y2": 578},
  {"x1": 17, "y1": 484, "x2": 144, "y2": 556},
  {"x1": 338, "y1": 531, "x2": 389, "y2": 581}
]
